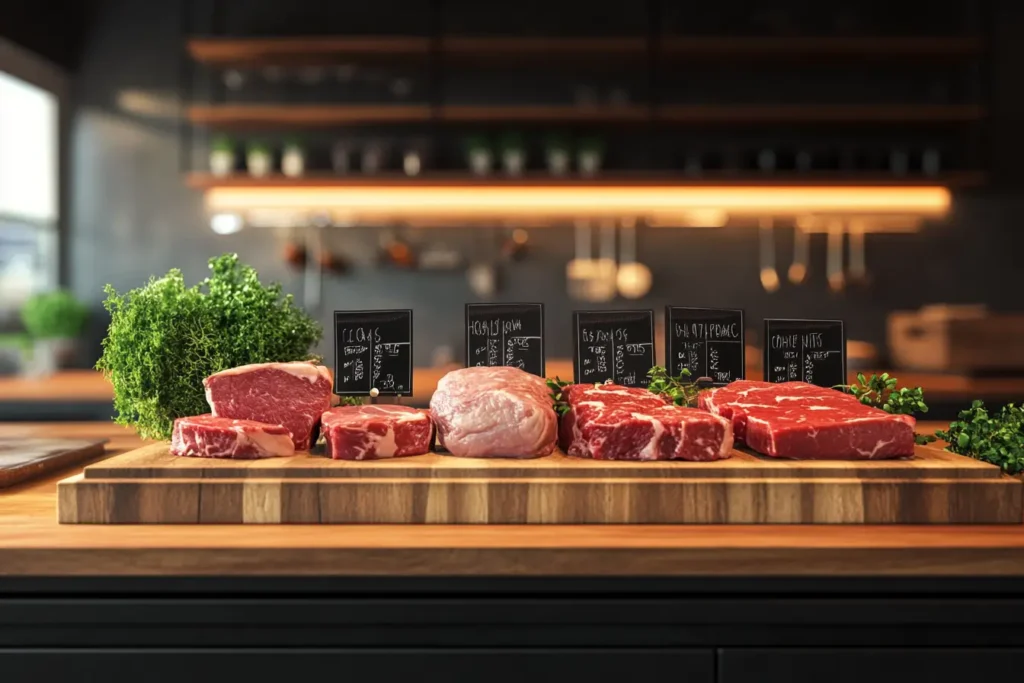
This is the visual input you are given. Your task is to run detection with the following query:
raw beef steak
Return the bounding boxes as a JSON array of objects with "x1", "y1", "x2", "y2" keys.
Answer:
[
  {"x1": 204, "y1": 361, "x2": 333, "y2": 451},
  {"x1": 558, "y1": 383, "x2": 733, "y2": 461},
  {"x1": 322, "y1": 404, "x2": 433, "y2": 460},
  {"x1": 170, "y1": 414, "x2": 295, "y2": 459},
  {"x1": 699, "y1": 380, "x2": 916, "y2": 459},
  {"x1": 430, "y1": 366, "x2": 557, "y2": 458}
]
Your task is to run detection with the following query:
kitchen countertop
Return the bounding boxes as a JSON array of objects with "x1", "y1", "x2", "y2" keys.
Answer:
[{"x1": 2, "y1": 420, "x2": 1024, "y2": 577}]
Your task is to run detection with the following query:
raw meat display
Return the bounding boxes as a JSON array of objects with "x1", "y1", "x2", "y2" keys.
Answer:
[
  {"x1": 558, "y1": 383, "x2": 733, "y2": 461},
  {"x1": 170, "y1": 414, "x2": 295, "y2": 459},
  {"x1": 699, "y1": 380, "x2": 916, "y2": 460},
  {"x1": 204, "y1": 361, "x2": 334, "y2": 451},
  {"x1": 321, "y1": 404, "x2": 433, "y2": 460},
  {"x1": 430, "y1": 366, "x2": 558, "y2": 458}
]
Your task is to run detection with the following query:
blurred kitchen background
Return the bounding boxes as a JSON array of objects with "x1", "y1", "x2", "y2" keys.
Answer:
[{"x1": 2, "y1": 0, "x2": 1023, "y2": 419}]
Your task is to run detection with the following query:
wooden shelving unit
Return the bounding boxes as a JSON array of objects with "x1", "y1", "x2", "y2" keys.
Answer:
[
  {"x1": 187, "y1": 35, "x2": 984, "y2": 66},
  {"x1": 186, "y1": 171, "x2": 988, "y2": 190},
  {"x1": 186, "y1": 103, "x2": 986, "y2": 128}
]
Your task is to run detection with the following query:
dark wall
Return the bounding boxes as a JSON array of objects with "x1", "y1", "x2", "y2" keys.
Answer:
[{"x1": 69, "y1": 0, "x2": 1024, "y2": 369}]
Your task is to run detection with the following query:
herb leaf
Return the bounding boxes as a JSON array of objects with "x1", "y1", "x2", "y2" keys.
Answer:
[
  {"x1": 647, "y1": 365, "x2": 701, "y2": 407},
  {"x1": 96, "y1": 253, "x2": 323, "y2": 440},
  {"x1": 936, "y1": 401, "x2": 1024, "y2": 475},
  {"x1": 835, "y1": 372, "x2": 936, "y2": 445},
  {"x1": 546, "y1": 376, "x2": 571, "y2": 416},
  {"x1": 337, "y1": 396, "x2": 365, "y2": 406}
]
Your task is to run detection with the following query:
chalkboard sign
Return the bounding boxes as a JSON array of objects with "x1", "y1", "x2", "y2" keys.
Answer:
[
  {"x1": 334, "y1": 309, "x2": 413, "y2": 396},
  {"x1": 573, "y1": 310, "x2": 655, "y2": 387},
  {"x1": 465, "y1": 303, "x2": 545, "y2": 377},
  {"x1": 665, "y1": 306, "x2": 745, "y2": 386},
  {"x1": 763, "y1": 318, "x2": 846, "y2": 389}
]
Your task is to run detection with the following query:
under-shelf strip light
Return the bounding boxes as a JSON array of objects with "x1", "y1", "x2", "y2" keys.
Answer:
[{"x1": 204, "y1": 185, "x2": 952, "y2": 223}]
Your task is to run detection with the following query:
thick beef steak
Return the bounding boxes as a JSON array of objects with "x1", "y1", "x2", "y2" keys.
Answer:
[
  {"x1": 170, "y1": 414, "x2": 295, "y2": 459},
  {"x1": 430, "y1": 366, "x2": 557, "y2": 458},
  {"x1": 700, "y1": 380, "x2": 915, "y2": 459},
  {"x1": 204, "y1": 361, "x2": 333, "y2": 451},
  {"x1": 559, "y1": 383, "x2": 733, "y2": 461},
  {"x1": 321, "y1": 404, "x2": 433, "y2": 460}
]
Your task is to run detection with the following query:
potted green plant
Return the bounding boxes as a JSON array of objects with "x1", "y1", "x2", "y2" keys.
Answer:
[
  {"x1": 499, "y1": 132, "x2": 526, "y2": 176},
  {"x1": 281, "y1": 137, "x2": 305, "y2": 178},
  {"x1": 464, "y1": 135, "x2": 493, "y2": 176},
  {"x1": 246, "y1": 141, "x2": 273, "y2": 177},
  {"x1": 209, "y1": 136, "x2": 235, "y2": 177},
  {"x1": 20, "y1": 290, "x2": 89, "y2": 376},
  {"x1": 577, "y1": 136, "x2": 605, "y2": 177},
  {"x1": 544, "y1": 134, "x2": 572, "y2": 176}
]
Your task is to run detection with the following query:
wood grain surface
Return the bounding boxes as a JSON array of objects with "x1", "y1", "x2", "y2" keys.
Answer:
[
  {"x1": 0, "y1": 438, "x2": 106, "y2": 489},
  {"x1": 6, "y1": 421, "x2": 1024, "y2": 576},
  {"x1": 58, "y1": 442, "x2": 1020, "y2": 525}
]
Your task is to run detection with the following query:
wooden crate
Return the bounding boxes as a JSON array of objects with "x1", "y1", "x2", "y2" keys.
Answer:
[
  {"x1": 888, "y1": 309, "x2": 1024, "y2": 374},
  {"x1": 58, "y1": 443, "x2": 1022, "y2": 525}
]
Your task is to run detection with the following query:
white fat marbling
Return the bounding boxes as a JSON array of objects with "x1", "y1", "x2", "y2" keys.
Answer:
[{"x1": 206, "y1": 361, "x2": 330, "y2": 385}]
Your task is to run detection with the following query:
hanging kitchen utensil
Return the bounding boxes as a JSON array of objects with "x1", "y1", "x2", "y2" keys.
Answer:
[
  {"x1": 283, "y1": 227, "x2": 307, "y2": 271},
  {"x1": 758, "y1": 218, "x2": 780, "y2": 293},
  {"x1": 827, "y1": 219, "x2": 846, "y2": 293},
  {"x1": 501, "y1": 227, "x2": 529, "y2": 262},
  {"x1": 303, "y1": 227, "x2": 322, "y2": 312},
  {"x1": 586, "y1": 220, "x2": 619, "y2": 303},
  {"x1": 616, "y1": 218, "x2": 652, "y2": 299},
  {"x1": 467, "y1": 229, "x2": 499, "y2": 298},
  {"x1": 566, "y1": 220, "x2": 595, "y2": 300},
  {"x1": 788, "y1": 220, "x2": 810, "y2": 285},
  {"x1": 847, "y1": 218, "x2": 869, "y2": 287}
]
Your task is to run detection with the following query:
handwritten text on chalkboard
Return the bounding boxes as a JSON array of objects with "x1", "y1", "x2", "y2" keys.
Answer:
[
  {"x1": 334, "y1": 310, "x2": 413, "y2": 396},
  {"x1": 465, "y1": 303, "x2": 545, "y2": 376},
  {"x1": 763, "y1": 318, "x2": 846, "y2": 389},
  {"x1": 573, "y1": 310, "x2": 655, "y2": 388},
  {"x1": 665, "y1": 307, "x2": 745, "y2": 386}
]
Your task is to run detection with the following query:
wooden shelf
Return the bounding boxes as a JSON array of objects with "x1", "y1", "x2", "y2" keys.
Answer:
[
  {"x1": 187, "y1": 104, "x2": 432, "y2": 126},
  {"x1": 187, "y1": 36, "x2": 431, "y2": 65},
  {"x1": 187, "y1": 35, "x2": 983, "y2": 66},
  {"x1": 656, "y1": 104, "x2": 986, "y2": 124},
  {"x1": 186, "y1": 171, "x2": 987, "y2": 190},
  {"x1": 186, "y1": 103, "x2": 985, "y2": 128},
  {"x1": 660, "y1": 36, "x2": 984, "y2": 58}
]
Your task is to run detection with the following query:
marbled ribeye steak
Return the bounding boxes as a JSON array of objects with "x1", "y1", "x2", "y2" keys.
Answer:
[
  {"x1": 558, "y1": 383, "x2": 733, "y2": 461},
  {"x1": 321, "y1": 404, "x2": 433, "y2": 460},
  {"x1": 204, "y1": 361, "x2": 333, "y2": 451},
  {"x1": 170, "y1": 414, "x2": 295, "y2": 459},
  {"x1": 699, "y1": 380, "x2": 916, "y2": 460}
]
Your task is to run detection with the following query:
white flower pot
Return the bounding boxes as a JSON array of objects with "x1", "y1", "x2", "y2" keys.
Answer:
[
  {"x1": 209, "y1": 149, "x2": 234, "y2": 177},
  {"x1": 547, "y1": 149, "x2": 570, "y2": 176},
  {"x1": 578, "y1": 150, "x2": 601, "y2": 177},
  {"x1": 468, "y1": 149, "x2": 493, "y2": 176},
  {"x1": 502, "y1": 149, "x2": 525, "y2": 176},
  {"x1": 282, "y1": 149, "x2": 305, "y2": 177},
  {"x1": 30, "y1": 338, "x2": 77, "y2": 378},
  {"x1": 247, "y1": 151, "x2": 272, "y2": 177}
]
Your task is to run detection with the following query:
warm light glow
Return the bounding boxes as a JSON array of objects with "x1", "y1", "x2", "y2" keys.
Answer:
[{"x1": 204, "y1": 186, "x2": 952, "y2": 223}]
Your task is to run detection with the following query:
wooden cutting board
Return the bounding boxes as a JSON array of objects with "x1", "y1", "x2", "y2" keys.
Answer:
[
  {"x1": 1, "y1": 438, "x2": 107, "y2": 489},
  {"x1": 57, "y1": 443, "x2": 1021, "y2": 524}
]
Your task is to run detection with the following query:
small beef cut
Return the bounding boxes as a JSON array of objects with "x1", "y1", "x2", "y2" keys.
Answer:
[
  {"x1": 700, "y1": 380, "x2": 915, "y2": 459},
  {"x1": 322, "y1": 404, "x2": 433, "y2": 460},
  {"x1": 430, "y1": 366, "x2": 557, "y2": 458},
  {"x1": 171, "y1": 414, "x2": 295, "y2": 459},
  {"x1": 204, "y1": 361, "x2": 333, "y2": 451},
  {"x1": 559, "y1": 383, "x2": 733, "y2": 461}
]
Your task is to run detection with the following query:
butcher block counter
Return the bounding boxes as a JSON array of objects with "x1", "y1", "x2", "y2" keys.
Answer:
[{"x1": 4, "y1": 421, "x2": 1024, "y2": 680}]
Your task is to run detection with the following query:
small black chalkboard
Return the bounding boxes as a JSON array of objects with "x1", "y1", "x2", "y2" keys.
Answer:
[
  {"x1": 465, "y1": 303, "x2": 545, "y2": 377},
  {"x1": 334, "y1": 309, "x2": 413, "y2": 396},
  {"x1": 665, "y1": 306, "x2": 745, "y2": 386},
  {"x1": 763, "y1": 318, "x2": 846, "y2": 389},
  {"x1": 573, "y1": 310, "x2": 655, "y2": 387}
]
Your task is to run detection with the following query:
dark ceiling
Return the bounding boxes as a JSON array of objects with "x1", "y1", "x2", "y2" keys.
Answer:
[{"x1": 3, "y1": 0, "x2": 106, "y2": 71}]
